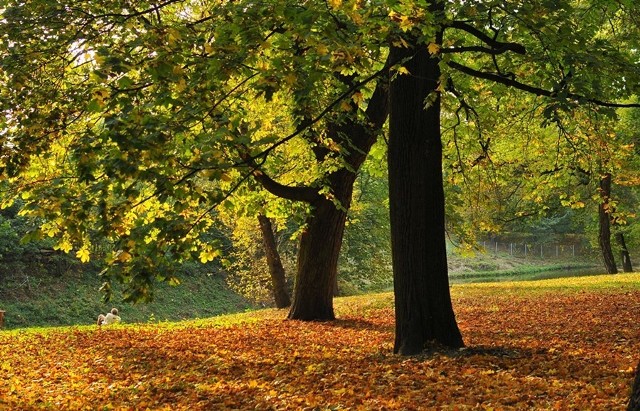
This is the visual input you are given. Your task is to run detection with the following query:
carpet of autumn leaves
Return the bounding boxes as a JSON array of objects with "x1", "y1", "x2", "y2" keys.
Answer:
[{"x1": 2, "y1": 274, "x2": 640, "y2": 410}]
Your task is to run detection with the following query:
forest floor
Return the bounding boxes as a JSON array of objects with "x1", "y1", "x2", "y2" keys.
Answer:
[{"x1": 1, "y1": 273, "x2": 639, "y2": 410}]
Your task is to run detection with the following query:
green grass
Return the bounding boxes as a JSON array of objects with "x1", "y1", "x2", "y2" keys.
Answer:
[
  {"x1": 0, "y1": 262, "x2": 253, "y2": 330},
  {"x1": 452, "y1": 271, "x2": 640, "y2": 298},
  {"x1": 0, "y1": 248, "x2": 621, "y2": 331},
  {"x1": 4, "y1": 272, "x2": 638, "y2": 336},
  {"x1": 447, "y1": 248, "x2": 602, "y2": 283}
]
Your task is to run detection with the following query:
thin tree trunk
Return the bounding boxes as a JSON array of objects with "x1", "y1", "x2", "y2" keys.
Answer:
[
  {"x1": 388, "y1": 26, "x2": 464, "y2": 354},
  {"x1": 629, "y1": 360, "x2": 640, "y2": 410},
  {"x1": 599, "y1": 173, "x2": 618, "y2": 274},
  {"x1": 257, "y1": 214, "x2": 291, "y2": 308},
  {"x1": 615, "y1": 232, "x2": 634, "y2": 273}
]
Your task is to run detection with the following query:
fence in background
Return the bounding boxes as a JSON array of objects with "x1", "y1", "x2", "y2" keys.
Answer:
[{"x1": 480, "y1": 240, "x2": 590, "y2": 258}]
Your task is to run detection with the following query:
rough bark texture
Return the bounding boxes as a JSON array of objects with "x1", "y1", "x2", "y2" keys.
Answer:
[
  {"x1": 615, "y1": 232, "x2": 634, "y2": 273},
  {"x1": 257, "y1": 214, "x2": 291, "y2": 309},
  {"x1": 598, "y1": 173, "x2": 618, "y2": 274},
  {"x1": 287, "y1": 171, "x2": 356, "y2": 320},
  {"x1": 388, "y1": 34, "x2": 464, "y2": 354},
  {"x1": 629, "y1": 361, "x2": 640, "y2": 410}
]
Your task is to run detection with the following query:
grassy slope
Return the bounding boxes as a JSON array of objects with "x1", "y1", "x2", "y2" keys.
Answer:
[
  {"x1": 0, "y1": 264, "x2": 252, "y2": 329},
  {"x1": 0, "y1": 249, "x2": 606, "y2": 329},
  {"x1": 447, "y1": 249, "x2": 601, "y2": 282}
]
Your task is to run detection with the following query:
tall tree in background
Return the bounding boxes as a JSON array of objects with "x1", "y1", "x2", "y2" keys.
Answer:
[
  {"x1": 257, "y1": 213, "x2": 291, "y2": 308},
  {"x1": 598, "y1": 173, "x2": 618, "y2": 274}
]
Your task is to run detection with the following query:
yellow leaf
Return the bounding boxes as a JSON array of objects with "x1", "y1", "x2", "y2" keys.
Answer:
[
  {"x1": 167, "y1": 28, "x2": 181, "y2": 45},
  {"x1": 76, "y1": 247, "x2": 91, "y2": 263},
  {"x1": 55, "y1": 238, "x2": 73, "y2": 253},
  {"x1": 397, "y1": 66, "x2": 410, "y2": 75},
  {"x1": 399, "y1": 15, "x2": 412, "y2": 32},
  {"x1": 427, "y1": 42, "x2": 441, "y2": 55},
  {"x1": 117, "y1": 251, "x2": 132, "y2": 262},
  {"x1": 172, "y1": 65, "x2": 184, "y2": 75},
  {"x1": 175, "y1": 78, "x2": 187, "y2": 92},
  {"x1": 284, "y1": 73, "x2": 297, "y2": 86},
  {"x1": 351, "y1": 92, "x2": 364, "y2": 106},
  {"x1": 199, "y1": 248, "x2": 220, "y2": 263},
  {"x1": 328, "y1": 0, "x2": 342, "y2": 10},
  {"x1": 316, "y1": 44, "x2": 329, "y2": 56}
]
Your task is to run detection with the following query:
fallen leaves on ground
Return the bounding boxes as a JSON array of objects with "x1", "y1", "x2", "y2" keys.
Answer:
[{"x1": 1, "y1": 281, "x2": 639, "y2": 410}]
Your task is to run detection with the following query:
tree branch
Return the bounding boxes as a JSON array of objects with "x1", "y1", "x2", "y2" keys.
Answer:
[
  {"x1": 241, "y1": 63, "x2": 392, "y2": 166},
  {"x1": 364, "y1": 60, "x2": 390, "y2": 130},
  {"x1": 237, "y1": 151, "x2": 320, "y2": 203},
  {"x1": 72, "y1": 0, "x2": 183, "y2": 21},
  {"x1": 447, "y1": 60, "x2": 640, "y2": 108},
  {"x1": 441, "y1": 45, "x2": 518, "y2": 55},
  {"x1": 446, "y1": 21, "x2": 526, "y2": 55},
  {"x1": 250, "y1": 170, "x2": 320, "y2": 203}
]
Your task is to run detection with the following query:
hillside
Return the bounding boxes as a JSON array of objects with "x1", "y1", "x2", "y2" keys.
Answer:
[
  {"x1": 0, "y1": 248, "x2": 604, "y2": 329},
  {"x1": 0, "y1": 261, "x2": 252, "y2": 329}
]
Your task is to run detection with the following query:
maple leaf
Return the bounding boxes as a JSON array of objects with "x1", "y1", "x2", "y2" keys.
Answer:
[{"x1": 427, "y1": 42, "x2": 441, "y2": 55}]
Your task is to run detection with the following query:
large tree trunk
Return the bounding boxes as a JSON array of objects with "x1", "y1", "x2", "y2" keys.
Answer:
[
  {"x1": 388, "y1": 33, "x2": 464, "y2": 354},
  {"x1": 615, "y1": 232, "x2": 634, "y2": 273},
  {"x1": 257, "y1": 214, "x2": 291, "y2": 308},
  {"x1": 287, "y1": 171, "x2": 355, "y2": 320},
  {"x1": 598, "y1": 173, "x2": 618, "y2": 274}
]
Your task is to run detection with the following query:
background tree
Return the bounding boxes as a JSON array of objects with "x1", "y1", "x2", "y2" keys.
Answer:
[
  {"x1": 338, "y1": 140, "x2": 392, "y2": 294},
  {"x1": 0, "y1": 1, "x2": 390, "y2": 320}
]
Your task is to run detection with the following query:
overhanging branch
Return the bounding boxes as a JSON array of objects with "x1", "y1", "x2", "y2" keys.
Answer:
[
  {"x1": 237, "y1": 150, "x2": 320, "y2": 203},
  {"x1": 249, "y1": 168, "x2": 320, "y2": 203},
  {"x1": 447, "y1": 60, "x2": 640, "y2": 108},
  {"x1": 441, "y1": 45, "x2": 519, "y2": 55},
  {"x1": 445, "y1": 21, "x2": 526, "y2": 55}
]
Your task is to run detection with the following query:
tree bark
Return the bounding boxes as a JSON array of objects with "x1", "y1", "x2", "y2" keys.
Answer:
[
  {"x1": 257, "y1": 214, "x2": 291, "y2": 308},
  {"x1": 629, "y1": 360, "x2": 640, "y2": 410},
  {"x1": 287, "y1": 170, "x2": 356, "y2": 320},
  {"x1": 598, "y1": 173, "x2": 618, "y2": 274},
  {"x1": 388, "y1": 31, "x2": 464, "y2": 354},
  {"x1": 615, "y1": 232, "x2": 634, "y2": 273}
]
